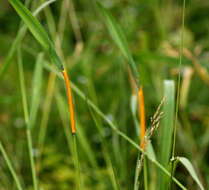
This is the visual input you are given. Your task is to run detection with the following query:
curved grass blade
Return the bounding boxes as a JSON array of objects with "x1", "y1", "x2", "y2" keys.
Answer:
[
  {"x1": 8, "y1": 0, "x2": 63, "y2": 71},
  {"x1": 9, "y1": 0, "x2": 50, "y2": 50},
  {"x1": 177, "y1": 157, "x2": 204, "y2": 190},
  {"x1": 96, "y1": 2, "x2": 139, "y2": 87},
  {"x1": 158, "y1": 80, "x2": 175, "y2": 190},
  {"x1": 0, "y1": 0, "x2": 56, "y2": 81}
]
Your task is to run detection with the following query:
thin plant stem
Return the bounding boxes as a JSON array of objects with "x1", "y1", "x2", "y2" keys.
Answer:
[
  {"x1": 73, "y1": 134, "x2": 82, "y2": 190},
  {"x1": 17, "y1": 47, "x2": 38, "y2": 190},
  {"x1": 143, "y1": 158, "x2": 148, "y2": 190},
  {"x1": 0, "y1": 142, "x2": 23, "y2": 190},
  {"x1": 170, "y1": 0, "x2": 186, "y2": 189},
  {"x1": 26, "y1": 129, "x2": 38, "y2": 190}
]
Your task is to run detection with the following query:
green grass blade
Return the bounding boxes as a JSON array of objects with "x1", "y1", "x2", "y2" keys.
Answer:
[
  {"x1": 26, "y1": 129, "x2": 38, "y2": 190},
  {"x1": 17, "y1": 47, "x2": 29, "y2": 123},
  {"x1": 177, "y1": 157, "x2": 204, "y2": 190},
  {"x1": 8, "y1": 0, "x2": 50, "y2": 50},
  {"x1": 96, "y1": 2, "x2": 139, "y2": 87},
  {"x1": 17, "y1": 49, "x2": 42, "y2": 190},
  {"x1": 158, "y1": 80, "x2": 175, "y2": 190},
  {"x1": 38, "y1": 72, "x2": 56, "y2": 155},
  {"x1": 0, "y1": 142, "x2": 23, "y2": 190},
  {"x1": 28, "y1": 53, "x2": 44, "y2": 129},
  {"x1": 8, "y1": 0, "x2": 63, "y2": 71},
  {"x1": 26, "y1": 53, "x2": 44, "y2": 190},
  {"x1": 0, "y1": 0, "x2": 57, "y2": 81}
]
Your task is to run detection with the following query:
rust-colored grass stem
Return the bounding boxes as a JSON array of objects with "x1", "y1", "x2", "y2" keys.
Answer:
[
  {"x1": 62, "y1": 69, "x2": 76, "y2": 134},
  {"x1": 138, "y1": 86, "x2": 146, "y2": 150}
]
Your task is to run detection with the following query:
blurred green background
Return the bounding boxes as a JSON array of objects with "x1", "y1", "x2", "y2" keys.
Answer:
[{"x1": 0, "y1": 0, "x2": 209, "y2": 189}]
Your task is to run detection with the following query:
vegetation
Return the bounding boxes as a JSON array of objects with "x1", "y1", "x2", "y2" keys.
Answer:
[{"x1": 0, "y1": 0, "x2": 209, "y2": 189}]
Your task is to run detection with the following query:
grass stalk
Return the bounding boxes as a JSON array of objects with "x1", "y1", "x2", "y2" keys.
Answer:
[
  {"x1": 72, "y1": 134, "x2": 82, "y2": 190},
  {"x1": 143, "y1": 158, "x2": 148, "y2": 190},
  {"x1": 170, "y1": 0, "x2": 186, "y2": 188},
  {"x1": 17, "y1": 47, "x2": 39, "y2": 190},
  {"x1": 0, "y1": 142, "x2": 23, "y2": 190},
  {"x1": 26, "y1": 129, "x2": 38, "y2": 190}
]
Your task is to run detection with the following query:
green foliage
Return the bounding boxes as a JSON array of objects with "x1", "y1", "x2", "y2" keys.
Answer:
[
  {"x1": 158, "y1": 80, "x2": 175, "y2": 190},
  {"x1": 8, "y1": 0, "x2": 63, "y2": 71},
  {"x1": 177, "y1": 157, "x2": 204, "y2": 190},
  {"x1": 97, "y1": 2, "x2": 140, "y2": 87},
  {"x1": 28, "y1": 53, "x2": 44, "y2": 129},
  {"x1": 8, "y1": 0, "x2": 50, "y2": 50},
  {"x1": 1, "y1": 0, "x2": 209, "y2": 189}
]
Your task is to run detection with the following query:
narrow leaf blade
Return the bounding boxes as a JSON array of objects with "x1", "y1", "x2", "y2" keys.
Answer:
[
  {"x1": 9, "y1": 0, "x2": 50, "y2": 50},
  {"x1": 158, "y1": 80, "x2": 175, "y2": 190},
  {"x1": 177, "y1": 157, "x2": 204, "y2": 190},
  {"x1": 28, "y1": 53, "x2": 44, "y2": 129},
  {"x1": 97, "y1": 2, "x2": 139, "y2": 86}
]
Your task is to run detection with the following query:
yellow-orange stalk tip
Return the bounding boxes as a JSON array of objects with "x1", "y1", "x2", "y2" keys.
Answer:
[
  {"x1": 62, "y1": 69, "x2": 76, "y2": 134},
  {"x1": 138, "y1": 86, "x2": 146, "y2": 150}
]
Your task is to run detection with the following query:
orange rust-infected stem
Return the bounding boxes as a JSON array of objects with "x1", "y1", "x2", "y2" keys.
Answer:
[
  {"x1": 138, "y1": 86, "x2": 146, "y2": 150},
  {"x1": 62, "y1": 69, "x2": 76, "y2": 134}
]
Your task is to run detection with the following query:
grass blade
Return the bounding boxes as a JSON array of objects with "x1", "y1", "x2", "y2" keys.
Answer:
[
  {"x1": 96, "y1": 2, "x2": 139, "y2": 87},
  {"x1": 0, "y1": 0, "x2": 56, "y2": 81},
  {"x1": 0, "y1": 142, "x2": 23, "y2": 190},
  {"x1": 177, "y1": 157, "x2": 204, "y2": 190},
  {"x1": 28, "y1": 53, "x2": 44, "y2": 129},
  {"x1": 18, "y1": 50, "x2": 44, "y2": 190},
  {"x1": 8, "y1": 0, "x2": 63, "y2": 71},
  {"x1": 8, "y1": 0, "x2": 50, "y2": 50},
  {"x1": 158, "y1": 80, "x2": 175, "y2": 190},
  {"x1": 26, "y1": 53, "x2": 44, "y2": 190}
]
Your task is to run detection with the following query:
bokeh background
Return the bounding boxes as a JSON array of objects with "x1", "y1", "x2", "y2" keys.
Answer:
[{"x1": 0, "y1": 0, "x2": 209, "y2": 189}]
